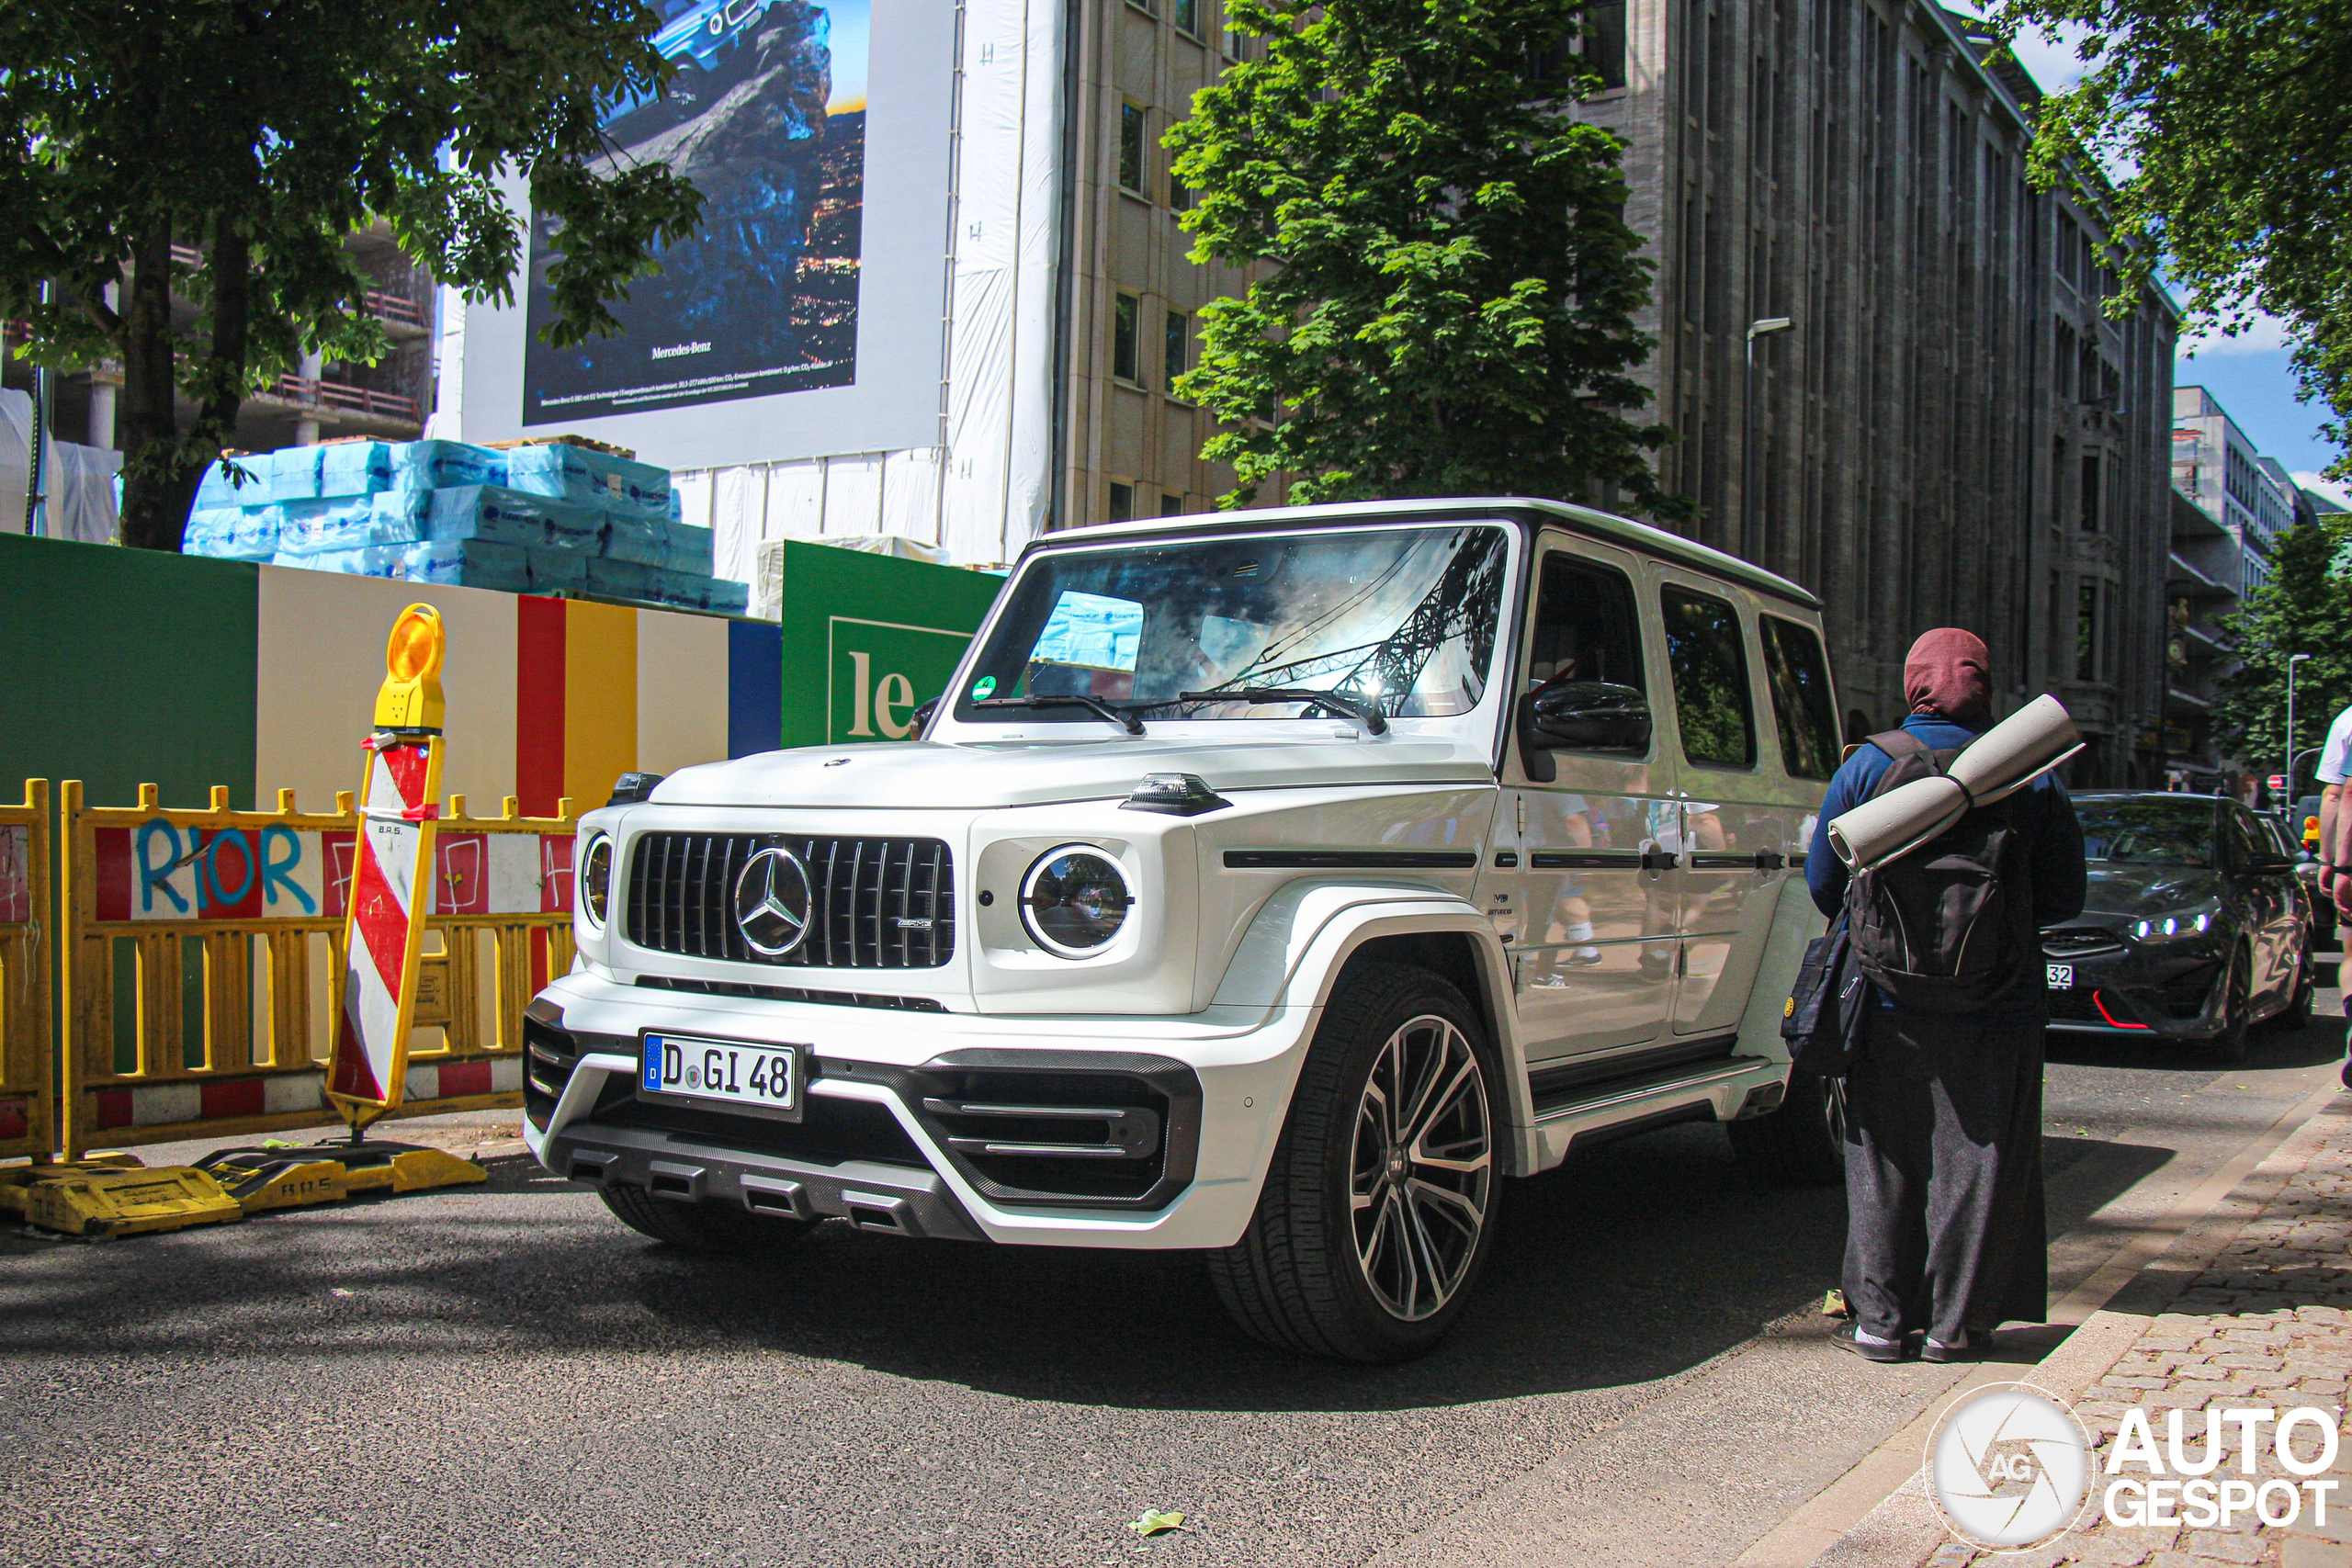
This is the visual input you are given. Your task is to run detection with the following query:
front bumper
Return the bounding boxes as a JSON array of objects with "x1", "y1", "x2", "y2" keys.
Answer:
[
  {"x1": 2043, "y1": 938, "x2": 2229, "y2": 1040},
  {"x1": 524, "y1": 969, "x2": 1323, "y2": 1250}
]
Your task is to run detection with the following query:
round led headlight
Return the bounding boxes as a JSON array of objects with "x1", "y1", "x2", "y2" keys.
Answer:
[
  {"x1": 1020, "y1": 845, "x2": 1132, "y2": 957},
  {"x1": 581, "y1": 835, "x2": 613, "y2": 929}
]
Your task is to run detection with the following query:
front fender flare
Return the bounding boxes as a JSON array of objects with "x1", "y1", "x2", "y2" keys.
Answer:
[{"x1": 1209, "y1": 879, "x2": 1532, "y2": 1174}]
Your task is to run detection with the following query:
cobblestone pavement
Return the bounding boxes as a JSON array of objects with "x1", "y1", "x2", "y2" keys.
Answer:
[{"x1": 1935, "y1": 1100, "x2": 2352, "y2": 1568}]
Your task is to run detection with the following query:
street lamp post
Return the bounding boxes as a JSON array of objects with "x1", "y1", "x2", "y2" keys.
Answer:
[
  {"x1": 2287, "y1": 652, "x2": 2313, "y2": 816},
  {"x1": 1743, "y1": 317, "x2": 1792, "y2": 565}
]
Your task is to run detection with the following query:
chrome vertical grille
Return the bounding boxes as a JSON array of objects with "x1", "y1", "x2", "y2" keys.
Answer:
[{"x1": 626, "y1": 832, "x2": 955, "y2": 969}]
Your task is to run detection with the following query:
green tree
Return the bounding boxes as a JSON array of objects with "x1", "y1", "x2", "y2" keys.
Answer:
[
  {"x1": 2213, "y1": 520, "x2": 2352, "y2": 769},
  {"x1": 0, "y1": 0, "x2": 704, "y2": 550},
  {"x1": 1164, "y1": 0, "x2": 1684, "y2": 514},
  {"x1": 1996, "y1": 0, "x2": 2352, "y2": 476}
]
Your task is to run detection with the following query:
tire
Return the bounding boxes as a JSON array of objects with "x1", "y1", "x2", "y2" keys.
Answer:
[
  {"x1": 1207, "y1": 963, "x2": 1502, "y2": 1363},
  {"x1": 1724, "y1": 1066, "x2": 1848, "y2": 1186},
  {"x1": 598, "y1": 1183, "x2": 817, "y2": 1253},
  {"x1": 2210, "y1": 946, "x2": 2255, "y2": 1062}
]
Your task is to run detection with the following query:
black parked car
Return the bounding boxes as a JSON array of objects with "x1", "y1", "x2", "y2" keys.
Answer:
[{"x1": 2041, "y1": 792, "x2": 2313, "y2": 1058}]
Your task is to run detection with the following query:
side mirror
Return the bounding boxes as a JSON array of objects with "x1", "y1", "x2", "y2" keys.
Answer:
[
  {"x1": 911, "y1": 696, "x2": 941, "y2": 732},
  {"x1": 1522, "y1": 682, "x2": 1651, "y2": 754}
]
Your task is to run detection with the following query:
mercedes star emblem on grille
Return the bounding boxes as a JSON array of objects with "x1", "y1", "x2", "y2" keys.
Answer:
[{"x1": 733, "y1": 845, "x2": 815, "y2": 956}]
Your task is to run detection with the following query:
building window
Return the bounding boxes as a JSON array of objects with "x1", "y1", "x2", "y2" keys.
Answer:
[
  {"x1": 1162, "y1": 493, "x2": 1185, "y2": 517},
  {"x1": 1119, "y1": 103, "x2": 1147, "y2": 195},
  {"x1": 1109, "y1": 481, "x2": 1135, "y2": 522},
  {"x1": 1169, "y1": 169, "x2": 1193, "y2": 212},
  {"x1": 2079, "y1": 454, "x2": 2101, "y2": 532},
  {"x1": 1114, "y1": 293, "x2": 1140, "y2": 383},
  {"x1": 1164, "y1": 310, "x2": 1188, "y2": 391},
  {"x1": 2075, "y1": 581, "x2": 2099, "y2": 682},
  {"x1": 1174, "y1": 0, "x2": 1198, "y2": 35},
  {"x1": 1587, "y1": 0, "x2": 1628, "y2": 90},
  {"x1": 1129, "y1": 0, "x2": 1157, "y2": 14}
]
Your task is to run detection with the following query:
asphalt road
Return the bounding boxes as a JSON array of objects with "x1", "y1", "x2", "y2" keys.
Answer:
[{"x1": 3, "y1": 995, "x2": 2344, "y2": 1568}]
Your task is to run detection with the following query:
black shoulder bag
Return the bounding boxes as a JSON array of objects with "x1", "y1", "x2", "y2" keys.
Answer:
[{"x1": 1780, "y1": 912, "x2": 1871, "y2": 1077}]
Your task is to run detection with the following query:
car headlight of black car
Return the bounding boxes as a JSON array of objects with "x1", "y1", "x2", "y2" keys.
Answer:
[{"x1": 2132, "y1": 899, "x2": 2222, "y2": 943}]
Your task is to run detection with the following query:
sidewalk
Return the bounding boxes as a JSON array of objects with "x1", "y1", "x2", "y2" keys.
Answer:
[{"x1": 1907, "y1": 1093, "x2": 2352, "y2": 1568}]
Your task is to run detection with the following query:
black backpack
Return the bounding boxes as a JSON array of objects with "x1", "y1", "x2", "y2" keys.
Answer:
[{"x1": 1844, "y1": 730, "x2": 2039, "y2": 1014}]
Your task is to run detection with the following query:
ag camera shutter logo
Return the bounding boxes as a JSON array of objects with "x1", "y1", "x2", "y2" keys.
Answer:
[{"x1": 1927, "y1": 1383, "x2": 2092, "y2": 1551}]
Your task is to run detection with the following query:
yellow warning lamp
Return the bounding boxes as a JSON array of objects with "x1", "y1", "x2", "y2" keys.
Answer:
[{"x1": 375, "y1": 604, "x2": 447, "y2": 733}]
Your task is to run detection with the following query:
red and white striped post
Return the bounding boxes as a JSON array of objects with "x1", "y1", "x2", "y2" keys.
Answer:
[{"x1": 324, "y1": 605, "x2": 447, "y2": 1134}]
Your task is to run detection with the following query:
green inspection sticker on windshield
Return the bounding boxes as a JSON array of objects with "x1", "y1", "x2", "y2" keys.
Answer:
[{"x1": 972, "y1": 675, "x2": 998, "y2": 700}]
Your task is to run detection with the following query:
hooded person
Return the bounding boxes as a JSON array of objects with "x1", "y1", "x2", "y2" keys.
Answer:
[{"x1": 1802, "y1": 628, "x2": 2086, "y2": 1362}]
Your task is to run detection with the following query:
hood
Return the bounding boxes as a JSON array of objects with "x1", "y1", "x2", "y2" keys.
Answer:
[
  {"x1": 650, "y1": 736, "x2": 1497, "y2": 810},
  {"x1": 2079, "y1": 864, "x2": 2226, "y2": 922}
]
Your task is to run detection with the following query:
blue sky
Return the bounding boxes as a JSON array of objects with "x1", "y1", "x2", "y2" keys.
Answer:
[
  {"x1": 821, "y1": 0, "x2": 869, "y2": 111},
  {"x1": 1973, "y1": 10, "x2": 2348, "y2": 501}
]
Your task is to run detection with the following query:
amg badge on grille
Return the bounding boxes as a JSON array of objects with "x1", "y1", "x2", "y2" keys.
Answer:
[{"x1": 734, "y1": 846, "x2": 815, "y2": 956}]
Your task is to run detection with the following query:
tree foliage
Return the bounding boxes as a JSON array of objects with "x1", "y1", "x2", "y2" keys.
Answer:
[
  {"x1": 0, "y1": 0, "x2": 704, "y2": 549},
  {"x1": 2213, "y1": 519, "x2": 2352, "y2": 768},
  {"x1": 1997, "y1": 0, "x2": 2352, "y2": 477},
  {"x1": 1164, "y1": 0, "x2": 1685, "y2": 514}
]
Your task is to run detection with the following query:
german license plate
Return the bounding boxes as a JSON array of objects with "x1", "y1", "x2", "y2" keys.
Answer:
[
  {"x1": 2046, "y1": 964, "x2": 2075, "y2": 989},
  {"x1": 639, "y1": 1034, "x2": 801, "y2": 1117}
]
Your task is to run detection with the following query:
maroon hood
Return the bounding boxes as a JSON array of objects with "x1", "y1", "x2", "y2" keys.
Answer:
[{"x1": 1904, "y1": 627, "x2": 1993, "y2": 729}]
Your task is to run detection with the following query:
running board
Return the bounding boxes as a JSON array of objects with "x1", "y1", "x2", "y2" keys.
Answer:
[
  {"x1": 1530, "y1": 1051, "x2": 1772, "y2": 1124},
  {"x1": 1528, "y1": 1032, "x2": 1742, "y2": 1118}
]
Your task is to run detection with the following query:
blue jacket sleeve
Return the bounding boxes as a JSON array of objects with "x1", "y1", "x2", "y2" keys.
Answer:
[{"x1": 1805, "y1": 756, "x2": 1872, "y2": 918}]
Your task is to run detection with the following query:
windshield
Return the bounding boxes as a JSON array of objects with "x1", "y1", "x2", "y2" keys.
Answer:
[
  {"x1": 2076, "y1": 799, "x2": 2216, "y2": 869},
  {"x1": 952, "y1": 525, "x2": 1510, "y2": 726}
]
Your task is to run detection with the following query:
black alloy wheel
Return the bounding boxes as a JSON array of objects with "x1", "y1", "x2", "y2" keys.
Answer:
[{"x1": 1208, "y1": 962, "x2": 1501, "y2": 1363}]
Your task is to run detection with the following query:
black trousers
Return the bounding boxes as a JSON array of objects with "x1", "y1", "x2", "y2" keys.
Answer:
[{"x1": 1838, "y1": 1007, "x2": 2049, "y2": 1345}]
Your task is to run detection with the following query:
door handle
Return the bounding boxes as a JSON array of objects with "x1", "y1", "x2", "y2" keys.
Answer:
[
  {"x1": 1641, "y1": 849, "x2": 1679, "y2": 872},
  {"x1": 1754, "y1": 850, "x2": 1787, "y2": 871}
]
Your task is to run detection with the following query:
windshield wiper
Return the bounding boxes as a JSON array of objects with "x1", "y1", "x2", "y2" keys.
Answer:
[
  {"x1": 974, "y1": 694, "x2": 1145, "y2": 735},
  {"x1": 1174, "y1": 687, "x2": 1389, "y2": 736}
]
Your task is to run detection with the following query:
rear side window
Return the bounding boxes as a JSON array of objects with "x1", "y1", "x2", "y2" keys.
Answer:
[
  {"x1": 1661, "y1": 586, "x2": 1756, "y2": 768},
  {"x1": 1758, "y1": 615, "x2": 1839, "y2": 779}
]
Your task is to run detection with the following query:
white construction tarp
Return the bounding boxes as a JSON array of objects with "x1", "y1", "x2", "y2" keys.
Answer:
[{"x1": 0, "y1": 389, "x2": 121, "y2": 545}]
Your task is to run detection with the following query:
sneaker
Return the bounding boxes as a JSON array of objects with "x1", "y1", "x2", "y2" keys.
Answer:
[{"x1": 1833, "y1": 1325, "x2": 1906, "y2": 1362}]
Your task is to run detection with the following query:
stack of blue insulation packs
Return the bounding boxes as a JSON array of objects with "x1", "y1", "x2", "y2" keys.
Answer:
[{"x1": 183, "y1": 439, "x2": 747, "y2": 615}]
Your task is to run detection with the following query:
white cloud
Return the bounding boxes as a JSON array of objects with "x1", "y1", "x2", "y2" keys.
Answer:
[
  {"x1": 2293, "y1": 472, "x2": 2351, "y2": 508},
  {"x1": 2006, "y1": 21, "x2": 2095, "y2": 94},
  {"x1": 2178, "y1": 312, "x2": 2299, "y2": 358},
  {"x1": 1946, "y1": 5, "x2": 2095, "y2": 93}
]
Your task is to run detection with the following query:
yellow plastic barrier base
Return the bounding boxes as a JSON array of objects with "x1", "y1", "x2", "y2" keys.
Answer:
[
  {"x1": 0, "y1": 1155, "x2": 146, "y2": 1220},
  {"x1": 198, "y1": 1141, "x2": 487, "y2": 1216},
  {"x1": 23, "y1": 1166, "x2": 244, "y2": 1237}
]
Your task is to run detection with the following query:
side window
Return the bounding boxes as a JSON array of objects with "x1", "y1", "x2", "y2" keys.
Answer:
[
  {"x1": 1758, "y1": 615, "x2": 1839, "y2": 779},
  {"x1": 1521, "y1": 552, "x2": 1647, "y2": 758},
  {"x1": 1528, "y1": 553, "x2": 1645, "y2": 694},
  {"x1": 1661, "y1": 586, "x2": 1757, "y2": 768}
]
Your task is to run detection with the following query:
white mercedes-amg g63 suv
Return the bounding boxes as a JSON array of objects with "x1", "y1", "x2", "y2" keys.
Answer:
[{"x1": 525, "y1": 497, "x2": 1845, "y2": 1360}]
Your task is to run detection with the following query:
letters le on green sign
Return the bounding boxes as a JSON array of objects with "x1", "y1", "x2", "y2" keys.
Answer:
[{"x1": 767, "y1": 540, "x2": 1005, "y2": 750}]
